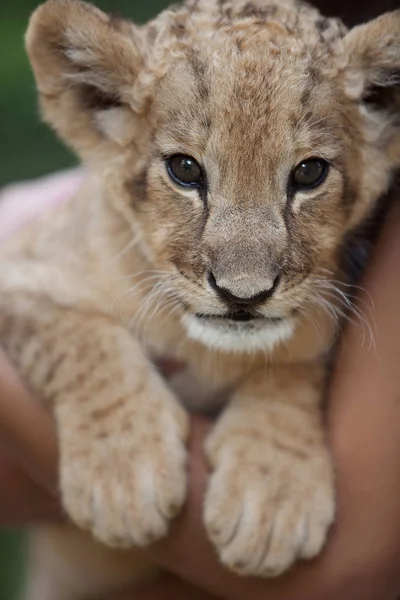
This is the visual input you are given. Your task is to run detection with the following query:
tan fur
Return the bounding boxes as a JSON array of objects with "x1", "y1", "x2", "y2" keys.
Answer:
[{"x1": 1, "y1": 0, "x2": 400, "y2": 597}]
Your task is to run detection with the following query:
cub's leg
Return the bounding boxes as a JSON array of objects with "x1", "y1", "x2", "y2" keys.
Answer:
[
  {"x1": 24, "y1": 525, "x2": 157, "y2": 600},
  {"x1": 0, "y1": 292, "x2": 189, "y2": 551},
  {"x1": 204, "y1": 365, "x2": 334, "y2": 577}
]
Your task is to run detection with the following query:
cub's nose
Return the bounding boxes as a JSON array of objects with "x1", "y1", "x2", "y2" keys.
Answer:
[{"x1": 208, "y1": 271, "x2": 280, "y2": 306}]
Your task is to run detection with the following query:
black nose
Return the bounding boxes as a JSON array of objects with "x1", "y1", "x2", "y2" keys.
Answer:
[{"x1": 208, "y1": 272, "x2": 280, "y2": 306}]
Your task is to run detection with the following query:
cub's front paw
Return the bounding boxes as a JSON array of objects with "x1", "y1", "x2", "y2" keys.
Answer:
[
  {"x1": 60, "y1": 399, "x2": 188, "y2": 548},
  {"x1": 204, "y1": 431, "x2": 334, "y2": 577}
]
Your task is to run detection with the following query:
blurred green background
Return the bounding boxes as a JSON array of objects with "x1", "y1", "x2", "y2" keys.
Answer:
[{"x1": 0, "y1": 2, "x2": 170, "y2": 598}]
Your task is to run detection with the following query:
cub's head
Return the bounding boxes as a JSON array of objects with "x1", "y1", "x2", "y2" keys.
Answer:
[{"x1": 27, "y1": 0, "x2": 400, "y2": 352}]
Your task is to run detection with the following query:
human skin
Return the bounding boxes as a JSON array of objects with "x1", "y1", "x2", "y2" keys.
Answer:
[{"x1": 1, "y1": 198, "x2": 400, "y2": 600}]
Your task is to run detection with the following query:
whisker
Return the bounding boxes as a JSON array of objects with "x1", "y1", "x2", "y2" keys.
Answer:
[
  {"x1": 111, "y1": 274, "x2": 170, "y2": 314},
  {"x1": 105, "y1": 234, "x2": 140, "y2": 267},
  {"x1": 111, "y1": 269, "x2": 173, "y2": 283},
  {"x1": 311, "y1": 274, "x2": 376, "y2": 351}
]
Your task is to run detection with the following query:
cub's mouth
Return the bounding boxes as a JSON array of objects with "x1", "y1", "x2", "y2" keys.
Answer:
[
  {"x1": 182, "y1": 311, "x2": 294, "y2": 353},
  {"x1": 195, "y1": 310, "x2": 283, "y2": 324}
]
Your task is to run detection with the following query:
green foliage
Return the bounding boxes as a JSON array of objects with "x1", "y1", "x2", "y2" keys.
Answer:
[{"x1": 0, "y1": 531, "x2": 27, "y2": 600}]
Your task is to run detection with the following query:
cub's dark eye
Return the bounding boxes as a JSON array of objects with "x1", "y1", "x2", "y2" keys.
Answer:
[
  {"x1": 291, "y1": 158, "x2": 329, "y2": 191},
  {"x1": 167, "y1": 155, "x2": 203, "y2": 187}
]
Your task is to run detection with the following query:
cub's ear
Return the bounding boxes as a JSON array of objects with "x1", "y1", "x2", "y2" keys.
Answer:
[
  {"x1": 26, "y1": 0, "x2": 146, "y2": 158},
  {"x1": 343, "y1": 11, "x2": 400, "y2": 119}
]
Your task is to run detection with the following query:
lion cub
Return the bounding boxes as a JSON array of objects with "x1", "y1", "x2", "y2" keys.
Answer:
[{"x1": 1, "y1": 0, "x2": 399, "y2": 597}]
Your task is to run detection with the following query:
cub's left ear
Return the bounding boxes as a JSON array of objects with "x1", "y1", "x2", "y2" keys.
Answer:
[
  {"x1": 26, "y1": 0, "x2": 148, "y2": 160},
  {"x1": 343, "y1": 11, "x2": 400, "y2": 113}
]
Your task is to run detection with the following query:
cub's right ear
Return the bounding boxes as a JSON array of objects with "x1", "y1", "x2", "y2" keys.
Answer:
[
  {"x1": 26, "y1": 0, "x2": 147, "y2": 159},
  {"x1": 343, "y1": 11, "x2": 400, "y2": 155}
]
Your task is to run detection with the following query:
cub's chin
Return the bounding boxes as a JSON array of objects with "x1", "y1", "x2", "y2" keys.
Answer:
[{"x1": 181, "y1": 313, "x2": 295, "y2": 353}]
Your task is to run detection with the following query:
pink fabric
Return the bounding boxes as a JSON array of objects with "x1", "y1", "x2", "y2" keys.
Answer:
[{"x1": 0, "y1": 169, "x2": 84, "y2": 241}]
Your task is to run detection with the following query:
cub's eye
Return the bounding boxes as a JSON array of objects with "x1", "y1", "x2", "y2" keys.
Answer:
[
  {"x1": 291, "y1": 158, "x2": 329, "y2": 191},
  {"x1": 167, "y1": 155, "x2": 203, "y2": 187}
]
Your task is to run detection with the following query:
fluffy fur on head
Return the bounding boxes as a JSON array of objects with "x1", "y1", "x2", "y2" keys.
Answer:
[{"x1": 25, "y1": 0, "x2": 400, "y2": 354}]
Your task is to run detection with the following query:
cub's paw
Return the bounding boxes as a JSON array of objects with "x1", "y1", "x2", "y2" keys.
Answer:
[
  {"x1": 204, "y1": 431, "x2": 334, "y2": 577},
  {"x1": 60, "y1": 399, "x2": 188, "y2": 548}
]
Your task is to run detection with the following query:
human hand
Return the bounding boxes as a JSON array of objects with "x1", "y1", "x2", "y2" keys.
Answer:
[{"x1": 0, "y1": 346, "x2": 59, "y2": 525}]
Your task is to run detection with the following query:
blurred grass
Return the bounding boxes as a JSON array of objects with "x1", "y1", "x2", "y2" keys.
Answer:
[
  {"x1": 0, "y1": 532, "x2": 27, "y2": 600},
  {"x1": 0, "y1": 2, "x2": 170, "y2": 598}
]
